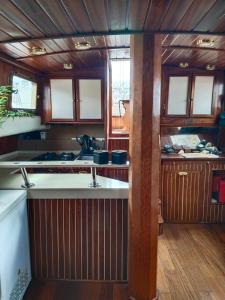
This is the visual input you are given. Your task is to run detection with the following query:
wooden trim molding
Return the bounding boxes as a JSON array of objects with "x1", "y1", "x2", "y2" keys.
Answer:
[{"x1": 128, "y1": 33, "x2": 161, "y2": 300}]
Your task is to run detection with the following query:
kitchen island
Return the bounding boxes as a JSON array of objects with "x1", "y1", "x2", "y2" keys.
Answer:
[{"x1": 0, "y1": 165, "x2": 129, "y2": 283}]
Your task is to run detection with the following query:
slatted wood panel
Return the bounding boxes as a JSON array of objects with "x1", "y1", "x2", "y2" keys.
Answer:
[
  {"x1": 161, "y1": 161, "x2": 225, "y2": 223},
  {"x1": 28, "y1": 198, "x2": 128, "y2": 281},
  {"x1": 107, "y1": 138, "x2": 129, "y2": 152},
  {"x1": 106, "y1": 138, "x2": 129, "y2": 182}
]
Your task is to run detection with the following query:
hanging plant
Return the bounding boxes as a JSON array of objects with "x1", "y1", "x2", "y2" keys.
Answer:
[{"x1": 0, "y1": 85, "x2": 33, "y2": 125}]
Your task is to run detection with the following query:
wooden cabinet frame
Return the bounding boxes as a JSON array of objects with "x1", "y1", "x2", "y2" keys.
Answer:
[
  {"x1": 161, "y1": 67, "x2": 224, "y2": 127},
  {"x1": 164, "y1": 73, "x2": 191, "y2": 117},
  {"x1": 48, "y1": 77, "x2": 104, "y2": 124},
  {"x1": 75, "y1": 78, "x2": 104, "y2": 123},
  {"x1": 190, "y1": 74, "x2": 215, "y2": 117}
]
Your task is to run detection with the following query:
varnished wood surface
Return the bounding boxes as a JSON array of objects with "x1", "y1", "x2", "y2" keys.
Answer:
[
  {"x1": 24, "y1": 224, "x2": 225, "y2": 300},
  {"x1": 28, "y1": 198, "x2": 128, "y2": 281},
  {"x1": 1, "y1": 2, "x2": 225, "y2": 71},
  {"x1": 158, "y1": 223, "x2": 225, "y2": 300},
  {"x1": 23, "y1": 280, "x2": 128, "y2": 300},
  {"x1": 128, "y1": 33, "x2": 161, "y2": 300},
  {"x1": 161, "y1": 161, "x2": 225, "y2": 223}
]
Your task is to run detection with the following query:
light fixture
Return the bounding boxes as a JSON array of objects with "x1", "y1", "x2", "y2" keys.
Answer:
[
  {"x1": 30, "y1": 47, "x2": 46, "y2": 55},
  {"x1": 74, "y1": 41, "x2": 91, "y2": 50},
  {"x1": 197, "y1": 39, "x2": 215, "y2": 47},
  {"x1": 206, "y1": 64, "x2": 215, "y2": 71},
  {"x1": 63, "y1": 63, "x2": 73, "y2": 70},
  {"x1": 179, "y1": 62, "x2": 189, "y2": 68}
]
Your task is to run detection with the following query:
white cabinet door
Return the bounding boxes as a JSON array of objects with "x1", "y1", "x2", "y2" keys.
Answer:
[
  {"x1": 192, "y1": 76, "x2": 214, "y2": 115},
  {"x1": 78, "y1": 79, "x2": 102, "y2": 120},
  {"x1": 50, "y1": 79, "x2": 74, "y2": 120},
  {"x1": 167, "y1": 76, "x2": 189, "y2": 115}
]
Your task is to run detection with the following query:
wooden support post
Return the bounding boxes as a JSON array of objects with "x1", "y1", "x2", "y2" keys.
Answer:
[{"x1": 128, "y1": 34, "x2": 161, "y2": 300}]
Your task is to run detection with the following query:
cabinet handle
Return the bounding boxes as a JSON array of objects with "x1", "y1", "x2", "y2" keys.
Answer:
[{"x1": 178, "y1": 171, "x2": 188, "y2": 176}]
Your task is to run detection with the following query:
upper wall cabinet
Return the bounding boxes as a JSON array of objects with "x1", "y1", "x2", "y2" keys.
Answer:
[
  {"x1": 48, "y1": 78, "x2": 103, "y2": 123},
  {"x1": 50, "y1": 79, "x2": 74, "y2": 120},
  {"x1": 161, "y1": 68, "x2": 224, "y2": 126},
  {"x1": 77, "y1": 79, "x2": 102, "y2": 121}
]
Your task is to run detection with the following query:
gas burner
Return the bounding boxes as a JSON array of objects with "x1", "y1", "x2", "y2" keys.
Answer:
[
  {"x1": 59, "y1": 152, "x2": 76, "y2": 161},
  {"x1": 32, "y1": 152, "x2": 77, "y2": 161}
]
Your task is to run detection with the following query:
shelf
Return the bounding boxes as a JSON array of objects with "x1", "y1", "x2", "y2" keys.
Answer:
[{"x1": 0, "y1": 116, "x2": 46, "y2": 137}]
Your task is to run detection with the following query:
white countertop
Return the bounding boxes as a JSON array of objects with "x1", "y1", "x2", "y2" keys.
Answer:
[
  {"x1": 0, "y1": 160, "x2": 129, "y2": 169},
  {"x1": 0, "y1": 151, "x2": 129, "y2": 169},
  {"x1": 0, "y1": 174, "x2": 128, "y2": 199}
]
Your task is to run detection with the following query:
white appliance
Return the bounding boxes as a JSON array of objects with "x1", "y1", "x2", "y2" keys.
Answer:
[{"x1": 0, "y1": 190, "x2": 31, "y2": 300}]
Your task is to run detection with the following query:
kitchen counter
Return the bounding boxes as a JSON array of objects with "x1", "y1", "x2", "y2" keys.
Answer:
[
  {"x1": 161, "y1": 153, "x2": 225, "y2": 161},
  {"x1": 0, "y1": 173, "x2": 128, "y2": 199}
]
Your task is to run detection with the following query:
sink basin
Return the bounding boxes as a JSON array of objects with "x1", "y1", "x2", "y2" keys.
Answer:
[{"x1": 76, "y1": 155, "x2": 94, "y2": 161}]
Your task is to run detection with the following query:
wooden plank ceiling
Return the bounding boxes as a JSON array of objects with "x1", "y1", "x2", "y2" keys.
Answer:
[{"x1": 0, "y1": 0, "x2": 225, "y2": 72}]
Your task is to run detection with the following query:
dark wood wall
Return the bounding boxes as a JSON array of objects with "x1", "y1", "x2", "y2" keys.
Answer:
[{"x1": 28, "y1": 198, "x2": 128, "y2": 281}]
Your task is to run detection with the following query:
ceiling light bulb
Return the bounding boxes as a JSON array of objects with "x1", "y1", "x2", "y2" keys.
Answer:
[
  {"x1": 197, "y1": 39, "x2": 215, "y2": 47},
  {"x1": 30, "y1": 47, "x2": 46, "y2": 55},
  {"x1": 63, "y1": 63, "x2": 73, "y2": 70},
  {"x1": 179, "y1": 62, "x2": 189, "y2": 68},
  {"x1": 74, "y1": 41, "x2": 91, "y2": 50},
  {"x1": 206, "y1": 64, "x2": 215, "y2": 71}
]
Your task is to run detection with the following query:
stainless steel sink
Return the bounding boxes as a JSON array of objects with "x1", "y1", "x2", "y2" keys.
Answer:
[{"x1": 76, "y1": 155, "x2": 94, "y2": 161}]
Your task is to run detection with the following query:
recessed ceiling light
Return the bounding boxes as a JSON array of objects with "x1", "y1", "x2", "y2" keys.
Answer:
[
  {"x1": 30, "y1": 47, "x2": 46, "y2": 55},
  {"x1": 206, "y1": 64, "x2": 215, "y2": 71},
  {"x1": 179, "y1": 62, "x2": 189, "y2": 68},
  {"x1": 63, "y1": 63, "x2": 73, "y2": 70},
  {"x1": 74, "y1": 41, "x2": 91, "y2": 50},
  {"x1": 197, "y1": 39, "x2": 215, "y2": 47}
]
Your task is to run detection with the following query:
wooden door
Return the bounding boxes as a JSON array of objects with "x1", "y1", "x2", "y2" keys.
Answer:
[
  {"x1": 76, "y1": 79, "x2": 103, "y2": 122},
  {"x1": 166, "y1": 75, "x2": 190, "y2": 116},
  {"x1": 50, "y1": 79, "x2": 74, "y2": 121},
  {"x1": 162, "y1": 162, "x2": 204, "y2": 223},
  {"x1": 191, "y1": 75, "x2": 215, "y2": 116}
]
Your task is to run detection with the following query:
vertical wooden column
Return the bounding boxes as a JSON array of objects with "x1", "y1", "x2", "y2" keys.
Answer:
[{"x1": 128, "y1": 34, "x2": 161, "y2": 300}]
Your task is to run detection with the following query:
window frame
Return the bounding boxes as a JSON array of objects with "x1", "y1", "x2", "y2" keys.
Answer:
[
  {"x1": 108, "y1": 58, "x2": 130, "y2": 137},
  {"x1": 9, "y1": 73, "x2": 38, "y2": 111}
]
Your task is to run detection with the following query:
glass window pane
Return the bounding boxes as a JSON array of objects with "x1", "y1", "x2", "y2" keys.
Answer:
[
  {"x1": 111, "y1": 60, "x2": 130, "y2": 134},
  {"x1": 11, "y1": 75, "x2": 37, "y2": 110},
  {"x1": 167, "y1": 76, "x2": 189, "y2": 115},
  {"x1": 192, "y1": 76, "x2": 214, "y2": 115}
]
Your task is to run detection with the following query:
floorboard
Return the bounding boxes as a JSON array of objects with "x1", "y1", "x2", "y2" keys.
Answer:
[
  {"x1": 24, "y1": 224, "x2": 225, "y2": 300},
  {"x1": 157, "y1": 224, "x2": 225, "y2": 300}
]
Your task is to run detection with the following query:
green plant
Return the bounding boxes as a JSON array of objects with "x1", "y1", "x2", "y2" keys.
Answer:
[
  {"x1": 0, "y1": 85, "x2": 34, "y2": 125},
  {"x1": 0, "y1": 85, "x2": 14, "y2": 109}
]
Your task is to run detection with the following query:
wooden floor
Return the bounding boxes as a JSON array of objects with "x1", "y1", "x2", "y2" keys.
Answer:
[
  {"x1": 158, "y1": 224, "x2": 225, "y2": 300},
  {"x1": 24, "y1": 224, "x2": 225, "y2": 300},
  {"x1": 23, "y1": 281, "x2": 128, "y2": 300}
]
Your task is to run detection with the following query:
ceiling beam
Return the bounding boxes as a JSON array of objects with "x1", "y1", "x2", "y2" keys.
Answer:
[
  {"x1": 16, "y1": 46, "x2": 130, "y2": 60},
  {"x1": 1, "y1": 29, "x2": 225, "y2": 44},
  {"x1": 162, "y1": 45, "x2": 225, "y2": 52},
  {"x1": 0, "y1": 52, "x2": 42, "y2": 74}
]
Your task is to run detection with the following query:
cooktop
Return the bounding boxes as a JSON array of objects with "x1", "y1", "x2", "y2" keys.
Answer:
[{"x1": 32, "y1": 152, "x2": 77, "y2": 161}]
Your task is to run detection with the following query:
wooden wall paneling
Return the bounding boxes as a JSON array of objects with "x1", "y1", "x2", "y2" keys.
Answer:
[
  {"x1": 161, "y1": 161, "x2": 204, "y2": 223},
  {"x1": 28, "y1": 198, "x2": 128, "y2": 282},
  {"x1": 161, "y1": 160, "x2": 225, "y2": 224},
  {"x1": 128, "y1": 33, "x2": 161, "y2": 300}
]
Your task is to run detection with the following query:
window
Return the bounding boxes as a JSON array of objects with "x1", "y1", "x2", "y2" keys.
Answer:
[
  {"x1": 11, "y1": 75, "x2": 37, "y2": 110},
  {"x1": 111, "y1": 59, "x2": 130, "y2": 135}
]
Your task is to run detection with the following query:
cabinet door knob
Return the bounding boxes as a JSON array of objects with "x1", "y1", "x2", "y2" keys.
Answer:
[{"x1": 178, "y1": 171, "x2": 188, "y2": 176}]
